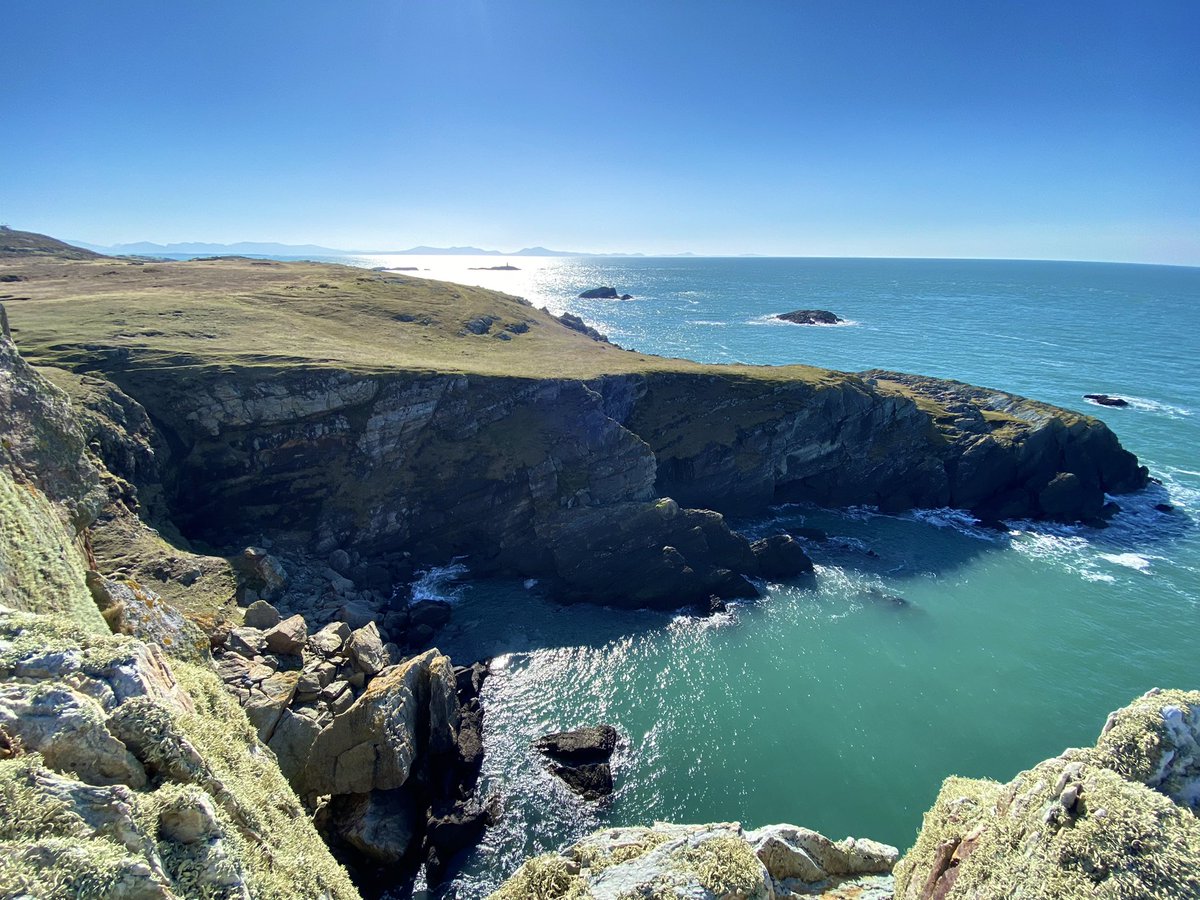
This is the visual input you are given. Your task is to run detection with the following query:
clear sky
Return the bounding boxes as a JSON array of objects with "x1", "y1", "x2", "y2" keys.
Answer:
[{"x1": 4, "y1": 1, "x2": 1198, "y2": 263}]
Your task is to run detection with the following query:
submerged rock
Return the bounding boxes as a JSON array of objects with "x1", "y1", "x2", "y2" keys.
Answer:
[{"x1": 751, "y1": 534, "x2": 815, "y2": 579}]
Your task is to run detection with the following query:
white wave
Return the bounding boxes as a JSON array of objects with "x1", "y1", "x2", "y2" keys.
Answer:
[
  {"x1": 687, "y1": 320, "x2": 728, "y2": 326},
  {"x1": 905, "y1": 507, "x2": 1006, "y2": 542},
  {"x1": 1086, "y1": 395, "x2": 1194, "y2": 419},
  {"x1": 523, "y1": 578, "x2": 538, "y2": 590},
  {"x1": 410, "y1": 558, "x2": 471, "y2": 604},
  {"x1": 1098, "y1": 552, "x2": 1154, "y2": 572}
]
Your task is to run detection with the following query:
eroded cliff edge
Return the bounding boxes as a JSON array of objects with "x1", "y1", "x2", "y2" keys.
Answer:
[{"x1": 4, "y1": 251, "x2": 1147, "y2": 608}]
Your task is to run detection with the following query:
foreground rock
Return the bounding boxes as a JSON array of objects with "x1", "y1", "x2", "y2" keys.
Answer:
[
  {"x1": 776, "y1": 309, "x2": 843, "y2": 325},
  {"x1": 534, "y1": 725, "x2": 618, "y2": 800},
  {"x1": 491, "y1": 821, "x2": 897, "y2": 899},
  {"x1": 894, "y1": 688, "x2": 1200, "y2": 899}
]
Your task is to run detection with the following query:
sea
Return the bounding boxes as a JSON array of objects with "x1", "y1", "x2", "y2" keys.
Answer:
[{"x1": 341, "y1": 255, "x2": 1200, "y2": 896}]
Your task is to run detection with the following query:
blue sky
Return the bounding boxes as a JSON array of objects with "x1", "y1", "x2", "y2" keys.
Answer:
[{"x1": 4, "y1": 1, "x2": 1198, "y2": 263}]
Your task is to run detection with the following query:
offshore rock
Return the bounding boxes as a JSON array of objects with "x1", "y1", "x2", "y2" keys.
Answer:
[
  {"x1": 491, "y1": 821, "x2": 897, "y2": 900},
  {"x1": 751, "y1": 534, "x2": 815, "y2": 579},
  {"x1": 776, "y1": 309, "x2": 842, "y2": 325},
  {"x1": 893, "y1": 688, "x2": 1200, "y2": 899}
]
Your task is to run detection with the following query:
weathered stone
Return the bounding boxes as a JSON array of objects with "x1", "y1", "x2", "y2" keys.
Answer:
[
  {"x1": 298, "y1": 649, "x2": 445, "y2": 797},
  {"x1": 310, "y1": 620, "x2": 351, "y2": 655},
  {"x1": 745, "y1": 824, "x2": 897, "y2": 881},
  {"x1": 347, "y1": 622, "x2": 388, "y2": 675},
  {"x1": 776, "y1": 308, "x2": 842, "y2": 325},
  {"x1": 243, "y1": 599, "x2": 282, "y2": 630},
  {"x1": 243, "y1": 670, "x2": 299, "y2": 742},
  {"x1": 334, "y1": 601, "x2": 375, "y2": 630},
  {"x1": 238, "y1": 546, "x2": 287, "y2": 600},
  {"x1": 0, "y1": 683, "x2": 148, "y2": 788},
  {"x1": 551, "y1": 762, "x2": 613, "y2": 800},
  {"x1": 267, "y1": 707, "x2": 324, "y2": 784},
  {"x1": 263, "y1": 614, "x2": 307, "y2": 656},
  {"x1": 226, "y1": 626, "x2": 266, "y2": 658},
  {"x1": 322, "y1": 789, "x2": 420, "y2": 865}
]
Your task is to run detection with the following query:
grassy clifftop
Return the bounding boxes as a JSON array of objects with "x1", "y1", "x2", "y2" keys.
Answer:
[{"x1": 2, "y1": 252, "x2": 832, "y2": 385}]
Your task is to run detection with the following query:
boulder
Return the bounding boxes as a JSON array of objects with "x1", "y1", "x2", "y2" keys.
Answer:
[
  {"x1": 321, "y1": 789, "x2": 421, "y2": 865},
  {"x1": 243, "y1": 670, "x2": 299, "y2": 742},
  {"x1": 776, "y1": 309, "x2": 842, "y2": 325},
  {"x1": 310, "y1": 620, "x2": 351, "y2": 655},
  {"x1": 263, "y1": 614, "x2": 307, "y2": 656},
  {"x1": 267, "y1": 707, "x2": 324, "y2": 784},
  {"x1": 226, "y1": 626, "x2": 266, "y2": 658},
  {"x1": 347, "y1": 622, "x2": 388, "y2": 675},
  {"x1": 298, "y1": 649, "x2": 446, "y2": 797},
  {"x1": 745, "y1": 824, "x2": 897, "y2": 882},
  {"x1": 751, "y1": 534, "x2": 815, "y2": 579},
  {"x1": 409, "y1": 599, "x2": 453, "y2": 629},
  {"x1": 533, "y1": 725, "x2": 617, "y2": 764},
  {"x1": 243, "y1": 599, "x2": 282, "y2": 630},
  {"x1": 237, "y1": 546, "x2": 287, "y2": 600}
]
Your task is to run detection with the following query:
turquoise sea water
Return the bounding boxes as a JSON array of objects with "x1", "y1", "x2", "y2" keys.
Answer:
[{"x1": 348, "y1": 256, "x2": 1200, "y2": 896}]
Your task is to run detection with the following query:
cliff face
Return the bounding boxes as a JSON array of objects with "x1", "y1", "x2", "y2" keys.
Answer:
[
  {"x1": 94, "y1": 360, "x2": 1146, "y2": 608},
  {"x1": 0, "y1": 327, "x2": 361, "y2": 899},
  {"x1": 4, "y1": 252, "x2": 1148, "y2": 609}
]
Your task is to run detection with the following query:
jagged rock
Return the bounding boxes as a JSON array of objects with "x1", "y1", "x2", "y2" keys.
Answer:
[
  {"x1": 87, "y1": 574, "x2": 210, "y2": 662},
  {"x1": 746, "y1": 824, "x2": 897, "y2": 882},
  {"x1": 0, "y1": 683, "x2": 148, "y2": 788},
  {"x1": 226, "y1": 625, "x2": 266, "y2": 658},
  {"x1": 328, "y1": 548, "x2": 352, "y2": 575},
  {"x1": 299, "y1": 649, "x2": 446, "y2": 797},
  {"x1": 776, "y1": 309, "x2": 842, "y2": 325},
  {"x1": 428, "y1": 653, "x2": 461, "y2": 757},
  {"x1": 264, "y1": 614, "x2": 307, "y2": 656},
  {"x1": 751, "y1": 534, "x2": 815, "y2": 579},
  {"x1": 1084, "y1": 393, "x2": 1129, "y2": 407},
  {"x1": 311, "y1": 620, "x2": 351, "y2": 655},
  {"x1": 243, "y1": 670, "x2": 299, "y2": 742},
  {"x1": 267, "y1": 707, "x2": 324, "y2": 784},
  {"x1": 426, "y1": 796, "x2": 498, "y2": 869},
  {"x1": 243, "y1": 599, "x2": 282, "y2": 630},
  {"x1": 321, "y1": 789, "x2": 421, "y2": 865},
  {"x1": 541, "y1": 500, "x2": 761, "y2": 609},
  {"x1": 335, "y1": 600, "x2": 375, "y2": 629},
  {"x1": 495, "y1": 823, "x2": 777, "y2": 900},
  {"x1": 534, "y1": 725, "x2": 617, "y2": 763},
  {"x1": 238, "y1": 546, "x2": 287, "y2": 600},
  {"x1": 551, "y1": 762, "x2": 613, "y2": 800},
  {"x1": 893, "y1": 689, "x2": 1200, "y2": 899},
  {"x1": 347, "y1": 622, "x2": 388, "y2": 675}
]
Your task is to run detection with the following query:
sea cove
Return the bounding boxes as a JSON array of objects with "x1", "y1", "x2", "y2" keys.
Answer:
[{"x1": 351, "y1": 257, "x2": 1200, "y2": 895}]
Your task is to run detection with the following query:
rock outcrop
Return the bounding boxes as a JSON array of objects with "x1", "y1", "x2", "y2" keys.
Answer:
[
  {"x1": 894, "y1": 688, "x2": 1200, "y2": 899},
  {"x1": 534, "y1": 725, "x2": 618, "y2": 801},
  {"x1": 776, "y1": 309, "x2": 842, "y2": 325},
  {"x1": 491, "y1": 821, "x2": 898, "y2": 900},
  {"x1": 578, "y1": 287, "x2": 632, "y2": 300}
]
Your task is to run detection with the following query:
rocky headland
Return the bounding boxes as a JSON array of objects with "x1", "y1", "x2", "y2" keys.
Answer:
[{"x1": 0, "y1": 230, "x2": 1178, "y2": 899}]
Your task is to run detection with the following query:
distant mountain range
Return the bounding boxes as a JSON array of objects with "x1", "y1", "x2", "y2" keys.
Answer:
[{"x1": 71, "y1": 240, "x2": 648, "y2": 258}]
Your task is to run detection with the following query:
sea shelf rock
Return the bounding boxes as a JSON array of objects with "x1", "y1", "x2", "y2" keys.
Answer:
[
  {"x1": 578, "y1": 286, "x2": 632, "y2": 300},
  {"x1": 534, "y1": 724, "x2": 618, "y2": 800}
]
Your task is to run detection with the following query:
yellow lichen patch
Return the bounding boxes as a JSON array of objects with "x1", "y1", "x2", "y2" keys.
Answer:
[
  {"x1": 1091, "y1": 689, "x2": 1200, "y2": 787},
  {"x1": 489, "y1": 853, "x2": 589, "y2": 900},
  {"x1": 569, "y1": 827, "x2": 671, "y2": 873},
  {"x1": 677, "y1": 834, "x2": 766, "y2": 898}
]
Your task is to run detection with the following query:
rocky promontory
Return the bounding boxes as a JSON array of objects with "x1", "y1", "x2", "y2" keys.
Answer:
[{"x1": 0, "y1": 237, "x2": 1148, "y2": 611}]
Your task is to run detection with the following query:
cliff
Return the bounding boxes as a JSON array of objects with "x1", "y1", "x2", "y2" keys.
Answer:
[
  {"x1": 492, "y1": 691, "x2": 1200, "y2": 899},
  {"x1": 0, "y1": 326, "x2": 360, "y2": 898},
  {"x1": 2, "y1": 247, "x2": 1147, "y2": 609}
]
